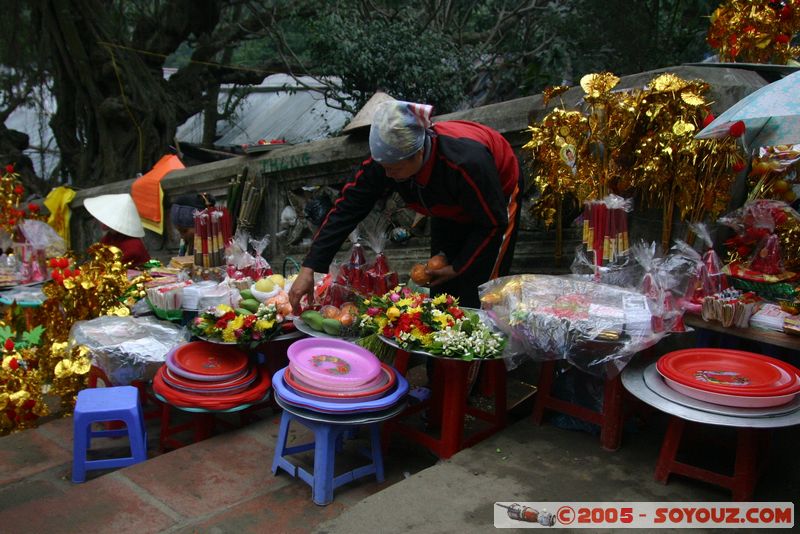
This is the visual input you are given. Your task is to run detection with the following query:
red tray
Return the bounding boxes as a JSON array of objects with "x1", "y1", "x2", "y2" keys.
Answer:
[
  {"x1": 172, "y1": 341, "x2": 249, "y2": 377},
  {"x1": 153, "y1": 366, "x2": 270, "y2": 410},
  {"x1": 657, "y1": 349, "x2": 800, "y2": 396},
  {"x1": 162, "y1": 366, "x2": 257, "y2": 392}
]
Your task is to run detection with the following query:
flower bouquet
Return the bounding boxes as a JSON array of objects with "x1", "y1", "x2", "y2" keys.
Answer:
[
  {"x1": 189, "y1": 303, "x2": 282, "y2": 347},
  {"x1": 360, "y1": 286, "x2": 506, "y2": 360}
]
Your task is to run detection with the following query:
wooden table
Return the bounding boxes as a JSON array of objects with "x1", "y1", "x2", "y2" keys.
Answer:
[{"x1": 684, "y1": 314, "x2": 800, "y2": 353}]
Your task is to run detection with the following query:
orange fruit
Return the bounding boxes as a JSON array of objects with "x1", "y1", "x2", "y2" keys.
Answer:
[
  {"x1": 320, "y1": 305, "x2": 342, "y2": 319},
  {"x1": 426, "y1": 254, "x2": 449, "y2": 271},
  {"x1": 410, "y1": 263, "x2": 430, "y2": 285}
]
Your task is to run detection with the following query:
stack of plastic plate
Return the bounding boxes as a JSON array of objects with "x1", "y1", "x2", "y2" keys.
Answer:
[
  {"x1": 153, "y1": 341, "x2": 271, "y2": 410},
  {"x1": 272, "y1": 338, "x2": 408, "y2": 414},
  {"x1": 656, "y1": 349, "x2": 800, "y2": 408}
]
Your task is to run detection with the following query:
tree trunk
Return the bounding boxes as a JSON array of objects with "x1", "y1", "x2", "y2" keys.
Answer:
[{"x1": 38, "y1": 1, "x2": 181, "y2": 187}]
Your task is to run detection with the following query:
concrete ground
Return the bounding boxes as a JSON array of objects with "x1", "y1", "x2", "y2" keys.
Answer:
[{"x1": 1, "y1": 346, "x2": 798, "y2": 533}]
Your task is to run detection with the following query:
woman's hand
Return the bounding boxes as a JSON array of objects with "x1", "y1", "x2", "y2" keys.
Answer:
[
  {"x1": 427, "y1": 265, "x2": 458, "y2": 287},
  {"x1": 288, "y1": 267, "x2": 315, "y2": 315}
]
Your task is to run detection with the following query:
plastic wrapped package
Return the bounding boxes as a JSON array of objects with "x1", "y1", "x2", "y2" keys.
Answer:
[
  {"x1": 689, "y1": 222, "x2": 728, "y2": 296},
  {"x1": 225, "y1": 229, "x2": 273, "y2": 281},
  {"x1": 570, "y1": 245, "x2": 643, "y2": 288},
  {"x1": 362, "y1": 216, "x2": 399, "y2": 296},
  {"x1": 70, "y1": 316, "x2": 189, "y2": 385},
  {"x1": 479, "y1": 274, "x2": 666, "y2": 377},
  {"x1": 19, "y1": 219, "x2": 67, "y2": 257}
]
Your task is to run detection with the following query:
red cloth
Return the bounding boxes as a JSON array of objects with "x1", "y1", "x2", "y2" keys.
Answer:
[{"x1": 100, "y1": 232, "x2": 151, "y2": 266}]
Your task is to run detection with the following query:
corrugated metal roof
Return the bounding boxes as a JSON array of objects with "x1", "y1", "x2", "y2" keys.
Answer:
[{"x1": 176, "y1": 74, "x2": 353, "y2": 148}]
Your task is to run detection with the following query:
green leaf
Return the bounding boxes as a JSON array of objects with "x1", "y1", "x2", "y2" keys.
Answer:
[
  {"x1": 0, "y1": 325, "x2": 13, "y2": 342},
  {"x1": 21, "y1": 325, "x2": 45, "y2": 347}
]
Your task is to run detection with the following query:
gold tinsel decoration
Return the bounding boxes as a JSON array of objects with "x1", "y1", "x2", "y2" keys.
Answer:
[
  {"x1": 39, "y1": 243, "x2": 150, "y2": 344},
  {"x1": 708, "y1": 0, "x2": 800, "y2": 64},
  {"x1": 0, "y1": 346, "x2": 49, "y2": 435},
  {"x1": 524, "y1": 72, "x2": 746, "y2": 251}
]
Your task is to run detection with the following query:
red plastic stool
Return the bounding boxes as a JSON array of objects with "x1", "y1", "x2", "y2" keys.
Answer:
[
  {"x1": 384, "y1": 350, "x2": 507, "y2": 459},
  {"x1": 654, "y1": 416, "x2": 770, "y2": 501},
  {"x1": 531, "y1": 360, "x2": 624, "y2": 451}
]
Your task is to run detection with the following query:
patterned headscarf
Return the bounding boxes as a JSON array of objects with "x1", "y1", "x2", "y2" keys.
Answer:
[{"x1": 369, "y1": 100, "x2": 433, "y2": 164}]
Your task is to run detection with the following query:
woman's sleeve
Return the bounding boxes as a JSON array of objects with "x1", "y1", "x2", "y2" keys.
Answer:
[{"x1": 302, "y1": 161, "x2": 388, "y2": 273}]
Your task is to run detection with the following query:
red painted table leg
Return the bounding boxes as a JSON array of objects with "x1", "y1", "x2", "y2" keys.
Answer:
[
  {"x1": 601, "y1": 374, "x2": 623, "y2": 451},
  {"x1": 655, "y1": 416, "x2": 684, "y2": 483},
  {"x1": 732, "y1": 428, "x2": 759, "y2": 501},
  {"x1": 393, "y1": 349, "x2": 410, "y2": 377},
  {"x1": 532, "y1": 361, "x2": 556, "y2": 425},
  {"x1": 437, "y1": 359, "x2": 469, "y2": 459}
]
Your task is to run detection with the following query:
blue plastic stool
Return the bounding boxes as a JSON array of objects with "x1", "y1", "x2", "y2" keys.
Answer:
[
  {"x1": 72, "y1": 386, "x2": 148, "y2": 483},
  {"x1": 271, "y1": 409, "x2": 385, "y2": 505}
]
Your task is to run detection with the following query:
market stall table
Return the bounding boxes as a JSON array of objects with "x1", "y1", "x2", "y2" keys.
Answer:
[
  {"x1": 380, "y1": 339, "x2": 507, "y2": 460},
  {"x1": 621, "y1": 355, "x2": 800, "y2": 500}
]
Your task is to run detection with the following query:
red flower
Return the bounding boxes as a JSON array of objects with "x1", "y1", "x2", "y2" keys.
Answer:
[
  {"x1": 57, "y1": 257, "x2": 69, "y2": 269},
  {"x1": 49, "y1": 258, "x2": 58, "y2": 268},
  {"x1": 22, "y1": 399, "x2": 36, "y2": 410},
  {"x1": 729, "y1": 121, "x2": 746, "y2": 137},
  {"x1": 8, "y1": 358, "x2": 19, "y2": 370},
  {"x1": 215, "y1": 318, "x2": 230, "y2": 329},
  {"x1": 27, "y1": 203, "x2": 39, "y2": 213},
  {"x1": 448, "y1": 307, "x2": 465, "y2": 320},
  {"x1": 14, "y1": 185, "x2": 23, "y2": 195},
  {"x1": 4, "y1": 164, "x2": 13, "y2": 174},
  {"x1": 4, "y1": 338, "x2": 15, "y2": 352},
  {"x1": 62, "y1": 268, "x2": 72, "y2": 278},
  {"x1": 243, "y1": 315, "x2": 257, "y2": 328},
  {"x1": 72, "y1": 268, "x2": 80, "y2": 277},
  {"x1": 775, "y1": 34, "x2": 791, "y2": 44}
]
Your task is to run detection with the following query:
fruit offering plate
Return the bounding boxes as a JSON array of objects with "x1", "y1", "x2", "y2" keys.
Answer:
[
  {"x1": 293, "y1": 316, "x2": 360, "y2": 341},
  {"x1": 656, "y1": 349, "x2": 800, "y2": 397},
  {"x1": 287, "y1": 337, "x2": 382, "y2": 386}
]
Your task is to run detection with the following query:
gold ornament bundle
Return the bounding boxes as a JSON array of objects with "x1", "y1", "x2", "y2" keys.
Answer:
[
  {"x1": 525, "y1": 72, "x2": 745, "y2": 252},
  {"x1": 708, "y1": 0, "x2": 800, "y2": 64}
]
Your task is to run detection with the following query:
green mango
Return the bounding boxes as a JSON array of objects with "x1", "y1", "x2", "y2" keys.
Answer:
[
  {"x1": 240, "y1": 299, "x2": 261, "y2": 313},
  {"x1": 235, "y1": 308, "x2": 253, "y2": 316},
  {"x1": 239, "y1": 289, "x2": 254, "y2": 301},
  {"x1": 301, "y1": 310, "x2": 324, "y2": 331},
  {"x1": 322, "y1": 318, "x2": 342, "y2": 336}
]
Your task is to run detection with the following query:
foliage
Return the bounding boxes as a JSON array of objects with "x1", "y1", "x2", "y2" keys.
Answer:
[{"x1": 305, "y1": 9, "x2": 476, "y2": 112}]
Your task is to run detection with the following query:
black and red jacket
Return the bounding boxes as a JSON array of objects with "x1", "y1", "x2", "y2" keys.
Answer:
[{"x1": 303, "y1": 120, "x2": 520, "y2": 275}]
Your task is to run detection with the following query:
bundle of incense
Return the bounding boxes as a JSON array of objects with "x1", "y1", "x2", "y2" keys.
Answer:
[
  {"x1": 193, "y1": 209, "x2": 203, "y2": 266},
  {"x1": 200, "y1": 211, "x2": 210, "y2": 268},
  {"x1": 211, "y1": 209, "x2": 223, "y2": 266}
]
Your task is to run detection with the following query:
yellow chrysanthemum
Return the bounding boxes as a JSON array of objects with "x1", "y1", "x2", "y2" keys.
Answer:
[
  {"x1": 386, "y1": 307, "x2": 401, "y2": 320},
  {"x1": 396, "y1": 298, "x2": 413, "y2": 308},
  {"x1": 222, "y1": 328, "x2": 237, "y2": 342},
  {"x1": 256, "y1": 319, "x2": 274, "y2": 331},
  {"x1": 431, "y1": 294, "x2": 448, "y2": 306},
  {"x1": 228, "y1": 315, "x2": 245, "y2": 331},
  {"x1": 434, "y1": 314, "x2": 451, "y2": 329},
  {"x1": 375, "y1": 317, "x2": 388, "y2": 330},
  {"x1": 217, "y1": 304, "x2": 233, "y2": 314}
]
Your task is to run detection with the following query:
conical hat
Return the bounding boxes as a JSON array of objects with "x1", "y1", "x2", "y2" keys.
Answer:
[
  {"x1": 84, "y1": 193, "x2": 145, "y2": 238},
  {"x1": 341, "y1": 91, "x2": 396, "y2": 134}
]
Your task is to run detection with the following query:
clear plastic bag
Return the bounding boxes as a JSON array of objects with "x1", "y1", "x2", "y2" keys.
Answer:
[
  {"x1": 361, "y1": 215, "x2": 399, "y2": 296},
  {"x1": 69, "y1": 316, "x2": 188, "y2": 385},
  {"x1": 479, "y1": 274, "x2": 666, "y2": 377}
]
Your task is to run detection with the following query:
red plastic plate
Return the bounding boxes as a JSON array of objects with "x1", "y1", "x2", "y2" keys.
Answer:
[
  {"x1": 153, "y1": 366, "x2": 270, "y2": 410},
  {"x1": 284, "y1": 364, "x2": 395, "y2": 399},
  {"x1": 657, "y1": 349, "x2": 800, "y2": 396},
  {"x1": 173, "y1": 341, "x2": 249, "y2": 377}
]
